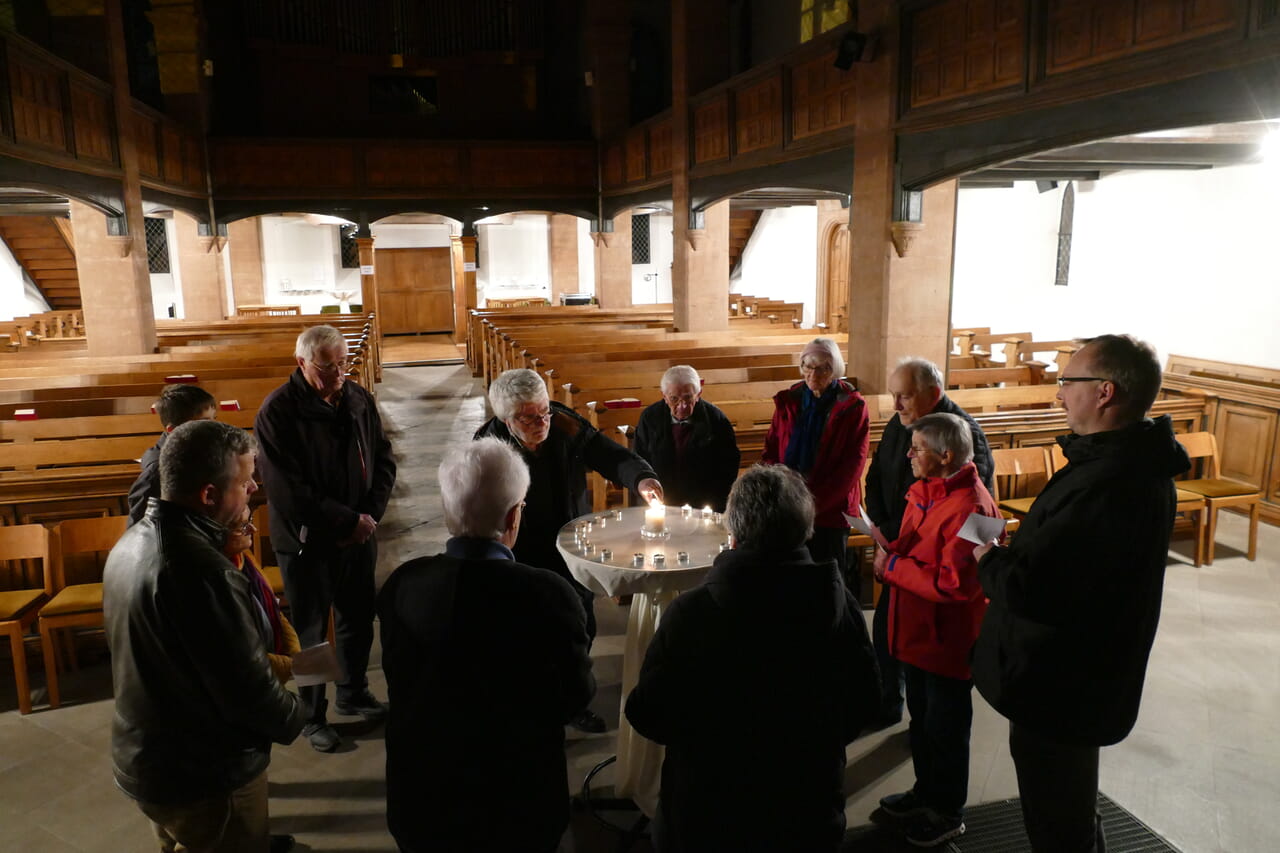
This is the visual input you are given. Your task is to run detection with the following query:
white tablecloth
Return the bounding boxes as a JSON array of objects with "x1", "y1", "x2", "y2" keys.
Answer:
[{"x1": 557, "y1": 506, "x2": 726, "y2": 817}]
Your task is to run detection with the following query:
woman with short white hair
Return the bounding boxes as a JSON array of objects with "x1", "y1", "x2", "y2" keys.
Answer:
[{"x1": 476, "y1": 368, "x2": 662, "y2": 732}]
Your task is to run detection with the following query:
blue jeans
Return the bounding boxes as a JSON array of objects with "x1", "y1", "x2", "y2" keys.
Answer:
[{"x1": 903, "y1": 663, "x2": 973, "y2": 817}]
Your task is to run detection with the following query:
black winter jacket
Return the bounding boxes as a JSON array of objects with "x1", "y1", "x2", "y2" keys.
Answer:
[
  {"x1": 865, "y1": 394, "x2": 993, "y2": 542},
  {"x1": 126, "y1": 433, "x2": 166, "y2": 526},
  {"x1": 633, "y1": 398, "x2": 740, "y2": 512},
  {"x1": 625, "y1": 546, "x2": 880, "y2": 852},
  {"x1": 103, "y1": 500, "x2": 305, "y2": 804},
  {"x1": 254, "y1": 370, "x2": 396, "y2": 553},
  {"x1": 972, "y1": 415, "x2": 1189, "y2": 746}
]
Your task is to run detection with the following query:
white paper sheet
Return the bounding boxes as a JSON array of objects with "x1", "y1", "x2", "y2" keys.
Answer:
[
  {"x1": 957, "y1": 513, "x2": 1007, "y2": 546},
  {"x1": 844, "y1": 507, "x2": 889, "y2": 549},
  {"x1": 291, "y1": 641, "x2": 343, "y2": 687}
]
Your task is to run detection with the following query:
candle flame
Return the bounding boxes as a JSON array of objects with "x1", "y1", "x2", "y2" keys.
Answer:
[{"x1": 649, "y1": 498, "x2": 663, "y2": 510}]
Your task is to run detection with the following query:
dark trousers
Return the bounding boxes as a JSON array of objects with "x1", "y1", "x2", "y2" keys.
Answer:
[
  {"x1": 872, "y1": 591, "x2": 904, "y2": 718},
  {"x1": 808, "y1": 526, "x2": 856, "y2": 601},
  {"x1": 1009, "y1": 722, "x2": 1105, "y2": 853},
  {"x1": 279, "y1": 539, "x2": 377, "y2": 724},
  {"x1": 903, "y1": 663, "x2": 973, "y2": 817}
]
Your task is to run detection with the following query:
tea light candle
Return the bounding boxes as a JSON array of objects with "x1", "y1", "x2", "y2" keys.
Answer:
[
  {"x1": 653, "y1": 553, "x2": 666, "y2": 568},
  {"x1": 601, "y1": 549, "x2": 613, "y2": 562},
  {"x1": 701, "y1": 505, "x2": 713, "y2": 520},
  {"x1": 681, "y1": 504, "x2": 693, "y2": 517},
  {"x1": 677, "y1": 551, "x2": 690, "y2": 565},
  {"x1": 633, "y1": 553, "x2": 645, "y2": 567},
  {"x1": 614, "y1": 510, "x2": 624, "y2": 521},
  {"x1": 644, "y1": 500, "x2": 666, "y2": 535}
]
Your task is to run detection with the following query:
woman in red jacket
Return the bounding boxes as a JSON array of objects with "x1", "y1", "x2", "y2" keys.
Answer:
[
  {"x1": 762, "y1": 337, "x2": 870, "y2": 599},
  {"x1": 872, "y1": 412, "x2": 1001, "y2": 848}
]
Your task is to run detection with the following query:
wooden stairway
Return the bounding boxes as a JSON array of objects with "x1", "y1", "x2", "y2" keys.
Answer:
[
  {"x1": 0, "y1": 216, "x2": 80, "y2": 310},
  {"x1": 729, "y1": 208, "x2": 762, "y2": 277}
]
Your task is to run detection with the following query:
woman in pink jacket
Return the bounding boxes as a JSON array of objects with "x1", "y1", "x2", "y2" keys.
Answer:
[{"x1": 871, "y1": 412, "x2": 1001, "y2": 848}]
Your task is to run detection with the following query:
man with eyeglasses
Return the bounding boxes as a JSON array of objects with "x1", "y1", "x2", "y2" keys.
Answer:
[
  {"x1": 971, "y1": 334, "x2": 1189, "y2": 853},
  {"x1": 255, "y1": 324, "x2": 397, "y2": 753},
  {"x1": 634, "y1": 364, "x2": 740, "y2": 512},
  {"x1": 476, "y1": 368, "x2": 661, "y2": 733}
]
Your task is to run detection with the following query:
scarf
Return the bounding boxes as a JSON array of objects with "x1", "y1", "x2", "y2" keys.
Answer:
[
  {"x1": 784, "y1": 383, "x2": 838, "y2": 475},
  {"x1": 239, "y1": 552, "x2": 286, "y2": 655}
]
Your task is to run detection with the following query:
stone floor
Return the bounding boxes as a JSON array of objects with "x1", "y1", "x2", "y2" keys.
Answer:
[{"x1": 1, "y1": 363, "x2": 1276, "y2": 852}]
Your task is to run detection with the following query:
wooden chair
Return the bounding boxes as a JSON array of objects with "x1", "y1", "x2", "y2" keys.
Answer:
[
  {"x1": 990, "y1": 446, "x2": 1053, "y2": 519},
  {"x1": 0, "y1": 524, "x2": 53, "y2": 714},
  {"x1": 1175, "y1": 432, "x2": 1261, "y2": 564},
  {"x1": 38, "y1": 515, "x2": 128, "y2": 708}
]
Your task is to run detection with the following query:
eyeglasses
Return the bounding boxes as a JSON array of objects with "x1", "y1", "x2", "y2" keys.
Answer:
[
  {"x1": 665, "y1": 394, "x2": 698, "y2": 405},
  {"x1": 309, "y1": 359, "x2": 349, "y2": 375},
  {"x1": 1057, "y1": 375, "x2": 1106, "y2": 386},
  {"x1": 513, "y1": 410, "x2": 552, "y2": 427},
  {"x1": 800, "y1": 362, "x2": 834, "y2": 374},
  {"x1": 908, "y1": 444, "x2": 933, "y2": 456}
]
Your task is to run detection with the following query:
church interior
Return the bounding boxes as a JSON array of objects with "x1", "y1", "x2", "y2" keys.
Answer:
[{"x1": 1, "y1": 1, "x2": 1279, "y2": 850}]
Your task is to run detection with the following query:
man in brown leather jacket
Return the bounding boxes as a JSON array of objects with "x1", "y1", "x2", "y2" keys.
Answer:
[{"x1": 104, "y1": 420, "x2": 306, "y2": 853}]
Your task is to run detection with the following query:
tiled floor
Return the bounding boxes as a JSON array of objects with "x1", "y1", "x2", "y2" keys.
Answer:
[{"x1": 1, "y1": 363, "x2": 1276, "y2": 852}]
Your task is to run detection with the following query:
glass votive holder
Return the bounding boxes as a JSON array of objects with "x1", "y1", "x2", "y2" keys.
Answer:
[
  {"x1": 584, "y1": 542, "x2": 595, "y2": 555},
  {"x1": 677, "y1": 551, "x2": 690, "y2": 565},
  {"x1": 614, "y1": 510, "x2": 624, "y2": 521},
  {"x1": 596, "y1": 515, "x2": 608, "y2": 527},
  {"x1": 719, "y1": 541, "x2": 731, "y2": 552},
  {"x1": 632, "y1": 553, "x2": 645, "y2": 567},
  {"x1": 652, "y1": 553, "x2": 666, "y2": 568},
  {"x1": 681, "y1": 504, "x2": 693, "y2": 517},
  {"x1": 600, "y1": 549, "x2": 612, "y2": 562}
]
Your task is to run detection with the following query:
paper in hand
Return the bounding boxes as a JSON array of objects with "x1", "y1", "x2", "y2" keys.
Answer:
[
  {"x1": 292, "y1": 641, "x2": 343, "y2": 687},
  {"x1": 844, "y1": 506, "x2": 890, "y2": 550},
  {"x1": 957, "y1": 513, "x2": 1006, "y2": 546}
]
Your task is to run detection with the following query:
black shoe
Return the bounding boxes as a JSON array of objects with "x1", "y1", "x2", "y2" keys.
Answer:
[
  {"x1": 570, "y1": 708, "x2": 608, "y2": 733},
  {"x1": 303, "y1": 722, "x2": 341, "y2": 753},
  {"x1": 270, "y1": 834, "x2": 296, "y2": 853},
  {"x1": 878, "y1": 790, "x2": 929, "y2": 820},
  {"x1": 905, "y1": 811, "x2": 965, "y2": 848},
  {"x1": 335, "y1": 688, "x2": 387, "y2": 722}
]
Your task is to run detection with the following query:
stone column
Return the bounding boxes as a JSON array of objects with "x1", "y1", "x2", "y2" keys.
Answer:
[
  {"x1": 450, "y1": 233, "x2": 477, "y2": 335},
  {"x1": 846, "y1": 0, "x2": 956, "y2": 393},
  {"x1": 227, "y1": 217, "x2": 265, "y2": 307},
  {"x1": 547, "y1": 214, "x2": 580, "y2": 304},
  {"x1": 71, "y1": 200, "x2": 157, "y2": 355},
  {"x1": 672, "y1": 199, "x2": 730, "y2": 331},
  {"x1": 172, "y1": 213, "x2": 223, "y2": 320},
  {"x1": 592, "y1": 212, "x2": 632, "y2": 308}
]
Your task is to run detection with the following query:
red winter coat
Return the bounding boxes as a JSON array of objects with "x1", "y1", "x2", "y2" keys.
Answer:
[
  {"x1": 761, "y1": 380, "x2": 870, "y2": 530},
  {"x1": 881, "y1": 463, "x2": 999, "y2": 680}
]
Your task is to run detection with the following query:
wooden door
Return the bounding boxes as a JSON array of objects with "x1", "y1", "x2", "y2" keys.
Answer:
[
  {"x1": 825, "y1": 224, "x2": 850, "y2": 332},
  {"x1": 376, "y1": 248, "x2": 455, "y2": 334}
]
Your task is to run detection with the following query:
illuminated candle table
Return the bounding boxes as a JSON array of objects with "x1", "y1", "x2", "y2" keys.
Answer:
[{"x1": 556, "y1": 504, "x2": 728, "y2": 817}]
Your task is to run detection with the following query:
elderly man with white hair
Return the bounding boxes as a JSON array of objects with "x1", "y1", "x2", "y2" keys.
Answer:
[
  {"x1": 475, "y1": 368, "x2": 660, "y2": 732},
  {"x1": 761, "y1": 336, "x2": 870, "y2": 599},
  {"x1": 255, "y1": 323, "x2": 396, "y2": 753},
  {"x1": 378, "y1": 438, "x2": 595, "y2": 853},
  {"x1": 634, "y1": 364, "x2": 740, "y2": 512}
]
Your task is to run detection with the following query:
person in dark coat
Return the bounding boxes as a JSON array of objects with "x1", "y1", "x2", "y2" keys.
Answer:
[
  {"x1": 761, "y1": 337, "x2": 870, "y2": 599},
  {"x1": 126, "y1": 383, "x2": 216, "y2": 525},
  {"x1": 865, "y1": 356, "x2": 993, "y2": 726},
  {"x1": 378, "y1": 438, "x2": 595, "y2": 853},
  {"x1": 972, "y1": 334, "x2": 1190, "y2": 853},
  {"x1": 633, "y1": 364, "x2": 740, "y2": 512},
  {"x1": 625, "y1": 464, "x2": 880, "y2": 853},
  {"x1": 475, "y1": 367, "x2": 660, "y2": 732},
  {"x1": 254, "y1": 325, "x2": 397, "y2": 753}
]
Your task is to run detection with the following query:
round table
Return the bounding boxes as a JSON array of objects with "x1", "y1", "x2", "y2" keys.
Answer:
[{"x1": 557, "y1": 505, "x2": 728, "y2": 817}]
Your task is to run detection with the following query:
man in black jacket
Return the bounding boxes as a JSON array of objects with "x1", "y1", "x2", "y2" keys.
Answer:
[
  {"x1": 865, "y1": 357, "x2": 993, "y2": 727},
  {"x1": 625, "y1": 465, "x2": 880, "y2": 852},
  {"x1": 255, "y1": 325, "x2": 397, "y2": 752},
  {"x1": 104, "y1": 419, "x2": 305, "y2": 853},
  {"x1": 378, "y1": 437, "x2": 595, "y2": 853},
  {"x1": 475, "y1": 367, "x2": 660, "y2": 732},
  {"x1": 126, "y1": 383, "x2": 216, "y2": 525},
  {"x1": 633, "y1": 364, "x2": 740, "y2": 512},
  {"x1": 972, "y1": 335, "x2": 1189, "y2": 853}
]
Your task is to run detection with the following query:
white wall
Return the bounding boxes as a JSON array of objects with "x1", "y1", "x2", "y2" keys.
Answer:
[
  {"x1": 150, "y1": 218, "x2": 181, "y2": 319},
  {"x1": 952, "y1": 161, "x2": 1280, "y2": 369},
  {"x1": 259, "y1": 216, "x2": 354, "y2": 313},
  {"x1": 576, "y1": 217, "x2": 595, "y2": 295},
  {"x1": 733, "y1": 205, "x2": 819, "y2": 327},
  {"x1": 0, "y1": 236, "x2": 49, "y2": 321},
  {"x1": 477, "y1": 213, "x2": 552, "y2": 304},
  {"x1": 631, "y1": 213, "x2": 674, "y2": 304}
]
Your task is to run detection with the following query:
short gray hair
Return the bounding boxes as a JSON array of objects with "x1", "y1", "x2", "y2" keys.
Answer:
[
  {"x1": 724, "y1": 465, "x2": 814, "y2": 551},
  {"x1": 296, "y1": 324, "x2": 346, "y2": 361},
  {"x1": 895, "y1": 357, "x2": 944, "y2": 392},
  {"x1": 489, "y1": 369, "x2": 549, "y2": 420},
  {"x1": 661, "y1": 365, "x2": 701, "y2": 393},
  {"x1": 800, "y1": 337, "x2": 845, "y2": 379},
  {"x1": 909, "y1": 413, "x2": 973, "y2": 467},
  {"x1": 160, "y1": 420, "x2": 257, "y2": 500},
  {"x1": 441, "y1": 438, "x2": 531, "y2": 539}
]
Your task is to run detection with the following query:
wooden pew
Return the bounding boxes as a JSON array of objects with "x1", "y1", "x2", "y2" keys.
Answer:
[{"x1": 948, "y1": 363, "x2": 1047, "y2": 389}]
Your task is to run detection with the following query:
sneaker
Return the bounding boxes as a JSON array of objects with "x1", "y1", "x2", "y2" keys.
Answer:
[
  {"x1": 878, "y1": 790, "x2": 929, "y2": 820},
  {"x1": 270, "y1": 834, "x2": 297, "y2": 853},
  {"x1": 570, "y1": 708, "x2": 608, "y2": 733},
  {"x1": 905, "y1": 811, "x2": 965, "y2": 848},
  {"x1": 303, "y1": 722, "x2": 342, "y2": 753},
  {"x1": 335, "y1": 689, "x2": 387, "y2": 722}
]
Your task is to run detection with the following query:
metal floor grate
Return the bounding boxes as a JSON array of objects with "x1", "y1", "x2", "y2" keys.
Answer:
[{"x1": 844, "y1": 793, "x2": 1182, "y2": 852}]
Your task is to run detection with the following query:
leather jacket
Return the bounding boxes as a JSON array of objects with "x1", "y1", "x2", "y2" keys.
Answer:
[{"x1": 103, "y1": 499, "x2": 306, "y2": 804}]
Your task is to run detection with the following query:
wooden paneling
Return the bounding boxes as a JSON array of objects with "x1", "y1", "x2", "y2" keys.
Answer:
[
  {"x1": 649, "y1": 118, "x2": 672, "y2": 177},
  {"x1": 161, "y1": 126, "x2": 184, "y2": 185},
  {"x1": 1261, "y1": 0, "x2": 1280, "y2": 30},
  {"x1": 133, "y1": 111, "x2": 161, "y2": 180},
  {"x1": 183, "y1": 135, "x2": 204, "y2": 189},
  {"x1": 1045, "y1": 0, "x2": 1240, "y2": 76},
  {"x1": 470, "y1": 145, "x2": 595, "y2": 190},
  {"x1": 212, "y1": 142, "x2": 358, "y2": 190},
  {"x1": 791, "y1": 52, "x2": 857, "y2": 140},
  {"x1": 365, "y1": 144, "x2": 463, "y2": 189},
  {"x1": 908, "y1": 0, "x2": 1026, "y2": 109},
  {"x1": 1270, "y1": 426, "x2": 1280, "y2": 506},
  {"x1": 376, "y1": 248, "x2": 455, "y2": 334},
  {"x1": 735, "y1": 73, "x2": 783, "y2": 153},
  {"x1": 693, "y1": 96, "x2": 731, "y2": 165},
  {"x1": 68, "y1": 82, "x2": 115, "y2": 164},
  {"x1": 8, "y1": 52, "x2": 68, "y2": 152},
  {"x1": 602, "y1": 142, "x2": 625, "y2": 189},
  {"x1": 625, "y1": 127, "x2": 647, "y2": 183},
  {"x1": 1214, "y1": 402, "x2": 1276, "y2": 489}
]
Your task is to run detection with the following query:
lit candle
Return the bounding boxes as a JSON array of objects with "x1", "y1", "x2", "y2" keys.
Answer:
[
  {"x1": 681, "y1": 504, "x2": 693, "y2": 517},
  {"x1": 701, "y1": 505, "x2": 713, "y2": 520},
  {"x1": 644, "y1": 499, "x2": 666, "y2": 534}
]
